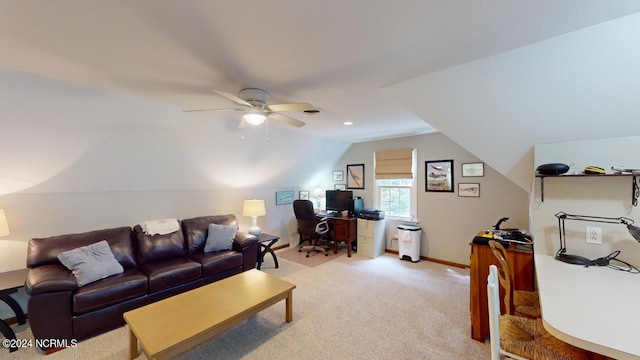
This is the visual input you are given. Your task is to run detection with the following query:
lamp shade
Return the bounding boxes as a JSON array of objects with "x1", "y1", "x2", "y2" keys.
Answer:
[
  {"x1": 243, "y1": 200, "x2": 265, "y2": 237},
  {"x1": 313, "y1": 187, "x2": 324, "y2": 198},
  {"x1": 243, "y1": 200, "x2": 266, "y2": 217},
  {"x1": 0, "y1": 209, "x2": 10, "y2": 238}
]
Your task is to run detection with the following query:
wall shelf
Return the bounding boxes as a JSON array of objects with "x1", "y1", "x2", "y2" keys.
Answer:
[{"x1": 535, "y1": 173, "x2": 639, "y2": 206}]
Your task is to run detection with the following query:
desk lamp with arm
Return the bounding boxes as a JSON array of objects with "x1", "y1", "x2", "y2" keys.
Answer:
[{"x1": 555, "y1": 211, "x2": 640, "y2": 265}]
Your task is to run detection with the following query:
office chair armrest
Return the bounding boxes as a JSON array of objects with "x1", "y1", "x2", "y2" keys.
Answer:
[{"x1": 315, "y1": 220, "x2": 329, "y2": 235}]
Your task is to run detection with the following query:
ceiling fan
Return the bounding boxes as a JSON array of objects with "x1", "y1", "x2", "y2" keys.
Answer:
[{"x1": 184, "y1": 88, "x2": 317, "y2": 128}]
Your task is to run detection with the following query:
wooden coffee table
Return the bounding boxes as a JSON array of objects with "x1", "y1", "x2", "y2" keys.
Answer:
[{"x1": 123, "y1": 269, "x2": 295, "y2": 360}]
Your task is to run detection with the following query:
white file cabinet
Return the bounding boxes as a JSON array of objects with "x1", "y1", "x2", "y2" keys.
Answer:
[{"x1": 357, "y1": 219, "x2": 386, "y2": 259}]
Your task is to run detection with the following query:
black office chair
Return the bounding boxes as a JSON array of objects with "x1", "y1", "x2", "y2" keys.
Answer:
[{"x1": 293, "y1": 200, "x2": 331, "y2": 257}]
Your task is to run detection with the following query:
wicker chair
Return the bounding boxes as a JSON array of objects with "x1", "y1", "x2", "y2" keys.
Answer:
[
  {"x1": 488, "y1": 240, "x2": 541, "y2": 318},
  {"x1": 488, "y1": 265, "x2": 613, "y2": 360}
]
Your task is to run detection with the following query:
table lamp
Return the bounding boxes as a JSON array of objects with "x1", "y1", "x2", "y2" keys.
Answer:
[
  {"x1": 0, "y1": 209, "x2": 10, "y2": 238},
  {"x1": 243, "y1": 200, "x2": 266, "y2": 237},
  {"x1": 313, "y1": 187, "x2": 324, "y2": 209}
]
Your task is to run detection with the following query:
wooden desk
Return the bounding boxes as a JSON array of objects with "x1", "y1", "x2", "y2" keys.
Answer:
[
  {"x1": 328, "y1": 217, "x2": 357, "y2": 257},
  {"x1": 535, "y1": 253, "x2": 640, "y2": 359},
  {"x1": 469, "y1": 242, "x2": 533, "y2": 342}
]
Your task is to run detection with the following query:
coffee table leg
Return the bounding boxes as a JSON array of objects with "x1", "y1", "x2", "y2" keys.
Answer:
[
  {"x1": 285, "y1": 290, "x2": 293, "y2": 322},
  {"x1": 129, "y1": 329, "x2": 138, "y2": 360}
]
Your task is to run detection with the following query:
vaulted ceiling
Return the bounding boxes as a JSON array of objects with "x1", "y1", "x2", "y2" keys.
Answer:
[{"x1": 1, "y1": 1, "x2": 639, "y2": 144}]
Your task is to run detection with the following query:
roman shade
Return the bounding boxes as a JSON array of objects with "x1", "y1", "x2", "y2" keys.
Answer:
[{"x1": 375, "y1": 149, "x2": 414, "y2": 179}]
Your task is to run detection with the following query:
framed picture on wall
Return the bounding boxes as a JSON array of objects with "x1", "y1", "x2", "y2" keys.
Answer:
[
  {"x1": 458, "y1": 183, "x2": 480, "y2": 197},
  {"x1": 462, "y1": 162, "x2": 484, "y2": 177},
  {"x1": 334, "y1": 184, "x2": 346, "y2": 190},
  {"x1": 346, "y1": 164, "x2": 365, "y2": 189},
  {"x1": 425, "y1": 160, "x2": 454, "y2": 192},
  {"x1": 299, "y1": 191, "x2": 309, "y2": 200},
  {"x1": 332, "y1": 170, "x2": 344, "y2": 181},
  {"x1": 275, "y1": 190, "x2": 294, "y2": 205}
]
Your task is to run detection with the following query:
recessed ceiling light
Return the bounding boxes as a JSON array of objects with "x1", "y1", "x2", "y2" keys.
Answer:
[{"x1": 343, "y1": 121, "x2": 353, "y2": 126}]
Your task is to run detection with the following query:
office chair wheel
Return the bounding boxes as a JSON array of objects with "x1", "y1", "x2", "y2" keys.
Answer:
[
  {"x1": 306, "y1": 253, "x2": 310, "y2": 258},
  {"x1": 298, "y1": 248, "x2": 302, "y2": 252}
]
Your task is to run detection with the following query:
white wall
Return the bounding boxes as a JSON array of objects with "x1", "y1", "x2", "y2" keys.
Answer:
[
  {"x1": 383, "y1": 12, "x2": 640, "y2": 193},
  {"x1": 533, "y1": 136, "x2": 640, "y2": 266},
  {"x1": 324, "y1": 133, "x2": 529, "y2": 266},
  {"x1": 0, "y1": 66, "x2": 349, "y2": 256}
]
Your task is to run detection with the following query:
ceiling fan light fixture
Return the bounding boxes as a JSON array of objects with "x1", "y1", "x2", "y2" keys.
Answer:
[{"x1": 242, "y1": 110, "x2": 267, "y2": 126}]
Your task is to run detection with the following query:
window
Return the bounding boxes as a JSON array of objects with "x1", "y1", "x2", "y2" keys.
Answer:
[
  {"x1": 374, "y1": 149, "x2": 417, "y2": 221},
  {"x1": 378, "y1": 179, "x2": 412, "y2": 218}
]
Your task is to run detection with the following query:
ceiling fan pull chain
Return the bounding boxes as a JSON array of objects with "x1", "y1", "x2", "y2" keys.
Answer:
[
  {"x1": 264, "y1": 118, "x2": 269, "y2": 142},
  {"x1": 241, "y1": 118, "x2": 245, "y2": 141}
]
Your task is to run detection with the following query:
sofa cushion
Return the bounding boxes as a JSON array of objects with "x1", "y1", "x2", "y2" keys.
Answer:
[
  {"x1": 58, "y1": 240, "x2": 124, "y2": 287},
  {"x1": 72, "y1": 268, "x2": 148, "y2": 314},
  {"x1": 133, "y1": 225, "x2": 186, "y2": 266},
  {"x1": 139, "y1": 257, "x2": 202, "y2": 293},
  {"x1": 181, "y1": 215, "x2": 238, "y2": 254},
  {"x1": 204, "y1": 223, "x2": 236, "y2": 252},
  {"x1": 28, "y1": 227, "x2": 136, "y2": 269},
  {"x1": 190, "y1": 251, "x2": 243, "y2": 277}
]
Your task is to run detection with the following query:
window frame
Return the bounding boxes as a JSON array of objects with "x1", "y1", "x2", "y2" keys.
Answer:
[{"x1": 374, "y1": 149, "x2": 418, "y2": 222}]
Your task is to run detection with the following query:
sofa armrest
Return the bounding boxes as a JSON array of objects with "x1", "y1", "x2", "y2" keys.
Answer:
[
  {"x1": 26, "y1": 264, "x2": 77, "y2": 295},
  {"x1": 233, "y1": 231, "x2": 258, "y2": 250},
  {"x1": 233, "y1": 231, "x2": 258, "y2": 271}
]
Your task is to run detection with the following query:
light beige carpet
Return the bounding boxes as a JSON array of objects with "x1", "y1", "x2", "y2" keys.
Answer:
[
  {"x1": 274, "y1": 245, "x2": 343, "y2": 268},
  {"x1": 6, "y1": 253, "x2": 490, "y2": 359}
]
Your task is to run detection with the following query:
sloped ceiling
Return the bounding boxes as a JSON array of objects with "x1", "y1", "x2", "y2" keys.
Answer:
[
  {"x1": 1, "y1": 1, "x2": 640, "y2": 144},
  {"x1": 1, "y1": 2, "x2": 640, "y2": 196},
  {"x1": 382, "y1": 12, "x2": 640, "y2": 192},
  {"x1": 0, "y1": 67, "x2": 348, "y2": 194}
]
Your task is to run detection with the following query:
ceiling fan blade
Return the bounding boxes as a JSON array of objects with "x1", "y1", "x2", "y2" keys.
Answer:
[
  {"x1": 211, "y1": 89, "x2": 253, "y2": 107},
  {"x1": 267, "y1": 112, "x2": 306, "y2": 127},
  {"x1": 266, "y1": 103, "x2": 315, "y2": 112},
  {"x1": 183, "y1": 108, "x2": 244, "y2": 113}
]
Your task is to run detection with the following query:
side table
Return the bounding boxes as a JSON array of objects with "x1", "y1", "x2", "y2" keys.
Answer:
[
  {"x1": 256, "y1": 233, "x2": 280, "y2": 270},
  {"x1": 0, "y1": 268, "x2": 28, "y2": 352}
]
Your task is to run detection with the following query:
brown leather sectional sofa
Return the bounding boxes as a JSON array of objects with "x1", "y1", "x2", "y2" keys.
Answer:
[{"x1": 25, "y1": 214, "x2": 258, "y2": 349}]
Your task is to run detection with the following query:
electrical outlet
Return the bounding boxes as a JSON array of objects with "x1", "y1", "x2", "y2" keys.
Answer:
[{"x1": 586, "y1": 226, "x2": 602, "y2": 244}]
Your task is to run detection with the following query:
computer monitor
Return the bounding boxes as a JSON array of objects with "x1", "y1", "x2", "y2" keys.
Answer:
[{"x1": 325, "y1": 190, "x2": 353, "y2": 212}]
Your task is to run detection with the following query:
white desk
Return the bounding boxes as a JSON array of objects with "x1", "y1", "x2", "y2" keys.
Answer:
[{"x1": 535, "y1": 253, "x2": 640, "y2": 359}]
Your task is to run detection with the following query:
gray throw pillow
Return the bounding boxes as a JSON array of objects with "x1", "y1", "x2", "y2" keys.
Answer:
[
  {"x1": 204, "y1": 223, "x2": 236, "y2": 252},
  {"x1": 57, "y1": 240, "x2": 124, "y2": 287}
]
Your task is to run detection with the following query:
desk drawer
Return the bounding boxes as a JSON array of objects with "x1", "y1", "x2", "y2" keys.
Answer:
[
  {"x1": 357, "y1": 235, "x2": 371, "y2": 246},
  {"x1": 357, "y1": 219, "x2": 375, "y2": 237},
  {"x1": 333, "y1": 222, "x2": 349, "y2": 239},
  {"x1": 359, "y1": 248, "x2": 373, "y2": 258},
  {"x1": 357, "y1": 235, "x2": 374, "y2": 258}
]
